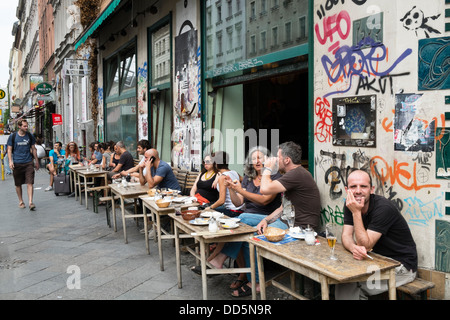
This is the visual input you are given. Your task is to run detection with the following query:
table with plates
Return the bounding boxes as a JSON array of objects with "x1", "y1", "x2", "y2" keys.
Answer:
[
  {"x1": 109, "y1": 182, "x2": 150, "y2": 245},
  {"x1": 248, "y1": 233, "x2": 401, "y2": 300},
  {"x1": 169, "y1": 211, "x2": 257, "y2": 300},
  {"x1": 139, "y1": 195, "x2": 199, "y2": 267}
]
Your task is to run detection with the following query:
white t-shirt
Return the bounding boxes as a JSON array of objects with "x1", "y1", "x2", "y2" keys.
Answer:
[{"x1": 217, "y1": 170, "x2": 244, "y2": 210}]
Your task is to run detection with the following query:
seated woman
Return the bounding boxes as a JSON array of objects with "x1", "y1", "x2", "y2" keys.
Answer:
[
  {"x1": 99, "y1": 142, "x2": 112, "y2": 171},
  {"x1": 207, "y1": 151, "x2": 244, "y2": 217},
  {"x1": 206, "y1": 146, "x2": 286, "y2": 297},
  {"x1": 65, "y1": 141, "x2": 81, "y2": 164},
  {"x1": 190, "y1": 154, "x2": 219, "y2": 205},
  {"x1": 109, "y1": 142, "x2": 120, "y2": 171}
]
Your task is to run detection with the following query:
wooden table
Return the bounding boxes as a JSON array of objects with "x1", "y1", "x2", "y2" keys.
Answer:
[
  {"x1": 109, "y1": 183, "x2": 149, "y2": 246},
  {"x1": 77, "y1": 169, "x2": 109, "y2": 209},
  {"x1": 169, "y1": 212, "x2": 257, "y2": 300},
  {"x1": 248, "y1": 236, "x2": 401, "y2": 300},
  {"x1": 140, "y1": 197, "x2": 199, "y2": 269},
  {"x1": 68, "y1": 164, "x2": 85, "y2": 199}
]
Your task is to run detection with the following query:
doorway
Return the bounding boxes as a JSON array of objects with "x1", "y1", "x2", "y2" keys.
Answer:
[{"x1": 243, "y1": 71, "x2": 309, "y2": 162}]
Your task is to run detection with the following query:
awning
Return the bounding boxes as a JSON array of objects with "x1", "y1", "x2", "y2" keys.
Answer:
[{"x1": 74, "y1": 0, "x2": 122, "y2": 51}]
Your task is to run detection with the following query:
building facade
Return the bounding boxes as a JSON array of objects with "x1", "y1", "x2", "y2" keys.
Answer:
[{"x1": 7, "y1": 0, "x2": 450, "y2": 298}]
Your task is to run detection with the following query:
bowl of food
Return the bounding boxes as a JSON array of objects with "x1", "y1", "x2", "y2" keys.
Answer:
[
  {"x1": 264, "y1": 227, "x2": 286, "y2": 242},
  {"x1": 181, "y1": 210, "x2": 201, "y2": 221},
  {"x1": 155, "y1": 199, "x2": 171, "y2": 208}
]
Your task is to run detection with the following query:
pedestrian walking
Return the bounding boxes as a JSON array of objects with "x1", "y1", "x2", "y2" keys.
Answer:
[{"x1": 7, "y1": 119, "x2": 40, "y2": 210}]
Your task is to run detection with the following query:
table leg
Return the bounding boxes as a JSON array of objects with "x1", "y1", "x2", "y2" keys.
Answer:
[
  {"x1": 121, "y1": 197, "x2": 127, "y2": 243},
  {"x1": 200, "y1": 240, "x2": 208, "y2": 300},
  {"x1": 84, "y1": 177, "x2": 88, "y2": 209},
  {"x1": 77, "y1": 174, "x2": 81, "y2": 202},
  {"x1": 111, "y1": 191, "x2": 117, "y2": 232},
  {"x1": 388, "y1": 268, "x2": 396, "y2": 300},
  {"x1": 249, "y1": 242, "x2": 256, "y2": 300},
  {"x1": 256, "y1": 247, "x2": 266, "y2": 300},
  {"x1": 143, "y1": 205, "x2": 149, "y2": 255},
  {"x1": 156, "y1": 212, "x2": 164, "y2": 271},
  {"x1": 320, "y1": 275, "x2": 330, "y2": 300},
  {"x1": 175, "y1": 222, "x2": 182, "y2": 289}
]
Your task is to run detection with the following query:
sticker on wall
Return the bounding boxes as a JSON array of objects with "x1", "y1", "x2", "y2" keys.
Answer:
[
  {"x1": 418, "y1": 36, "x2": 450, "y2": 90},
  {"x1": 400, "y1": 6, "x2": 441, "y2": 38},
  {"x1": 394, "y1": 93, "x2": 435, "y2": 152},
  {"x1": 436, "y1": 127, "x2": 450, "y2": 179}
]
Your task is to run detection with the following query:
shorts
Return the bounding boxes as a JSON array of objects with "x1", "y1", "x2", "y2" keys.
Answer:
[{"x1": 13, "y1": 161, "x2": 35, "y2": 186}]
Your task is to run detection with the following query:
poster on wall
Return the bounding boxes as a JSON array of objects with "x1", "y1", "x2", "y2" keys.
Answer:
[
  {"x1": 172, "y1": 0, "x2": 201, "y2": 172},
  {"x1": 393, "y1": 93, "x2": 435, "y2": 152},
  {"x1": 435, "y1": 127, "x2": 450, "y2": 179}
]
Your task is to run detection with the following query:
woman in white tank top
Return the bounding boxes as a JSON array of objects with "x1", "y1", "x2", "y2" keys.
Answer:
[{"x1": 208, "y1": 151, "x2": 244, "y2": 217}]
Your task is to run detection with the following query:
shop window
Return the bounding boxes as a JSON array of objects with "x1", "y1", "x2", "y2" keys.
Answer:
[
  {"x1": 104, "y1": 42, "x2": 137, "y2": 156},
  {"x1": 332, "y1": 95, "x2": 377, "y2": 147}
]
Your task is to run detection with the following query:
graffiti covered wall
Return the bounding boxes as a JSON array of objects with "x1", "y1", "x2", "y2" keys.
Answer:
[{"x1": 313, "y1": 0, "x2": 450, "y2": 270}]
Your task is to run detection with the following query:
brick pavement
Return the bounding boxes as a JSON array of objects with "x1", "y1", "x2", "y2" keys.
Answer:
[{"x1": 0, "y1": 168, "x2": 292, "y2": 301}]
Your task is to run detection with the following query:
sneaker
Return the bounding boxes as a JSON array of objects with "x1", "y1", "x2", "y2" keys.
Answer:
[{"x1": 45, "y1": 186, "x2": 53, "y2": 191}]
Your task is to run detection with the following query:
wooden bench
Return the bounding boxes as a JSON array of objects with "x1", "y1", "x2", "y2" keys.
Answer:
[
  {"x1": 397, "y1": 278, "x2": 435, "y2": 300},
  {"x1": 184, "y1": 171, "x2": 198, "y2": 195}
]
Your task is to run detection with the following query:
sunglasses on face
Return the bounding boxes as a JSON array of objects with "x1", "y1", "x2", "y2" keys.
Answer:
[{"x1": 203, "y1": 160, "x2": 212, "y2": 164}]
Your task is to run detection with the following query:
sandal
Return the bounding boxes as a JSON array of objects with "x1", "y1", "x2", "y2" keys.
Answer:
[
  {"x1": 230, "y1": 278, "x2": 249, "y2": 290},
  {"x1": 190, "y1": 265, "x2": 217, "y2": 277},
  {"x1": 231, "y1": 283, "x2": 254, "y2": 297},
  {"x1": 29, "y1": 203, "x2": 36, "y2": 211},
  {"x1": 18, "y1": 202, "x2": 26, "y2": 209}
]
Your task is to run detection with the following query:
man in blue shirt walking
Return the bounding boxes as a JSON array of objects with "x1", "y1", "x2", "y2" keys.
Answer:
[{"x1": 7, "y1": 120, "x2": 40, "y2": 210}]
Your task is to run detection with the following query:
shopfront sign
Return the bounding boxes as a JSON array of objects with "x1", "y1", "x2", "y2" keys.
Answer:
[{"x1": 35, "y1": 82, "x2": 53, "y2": 95}]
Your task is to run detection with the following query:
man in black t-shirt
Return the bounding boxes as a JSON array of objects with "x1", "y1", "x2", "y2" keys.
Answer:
[
  {"x1": 335, "y1": 169, "x2": 417, "y2": 300},
  {"x1": 109, "y1": 141, "x2": 135, "y2": 180}
]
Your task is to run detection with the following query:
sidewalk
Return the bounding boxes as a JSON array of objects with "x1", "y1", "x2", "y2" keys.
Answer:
[{"x1": 0, "y1": 169, "x2": 291, "y2": 300}]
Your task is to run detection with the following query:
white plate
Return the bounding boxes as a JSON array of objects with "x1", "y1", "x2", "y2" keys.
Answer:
[
  {"x1": 288, "y1": 231, "x2": 317, "y2": 239},
  {"x1": 222, "y1": 223, "x2": 239, "y2": 229},
  {"x1": 200, "y1": 211, "x2": 224, "y2": 219},
  {"x1": 218, "y1": 218, "x2": 240, "y2": 224},
  {"x1": 189, "y1": 218, "x2": 209, "y2": 226}
]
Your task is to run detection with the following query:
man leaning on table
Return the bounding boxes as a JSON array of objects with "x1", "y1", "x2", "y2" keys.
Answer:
[
  {"x1": 138, "y1": 149, "x2": 181, "y2": 191},
  {"x1": 335, "y1": 169, "x2": 417, "y2": 300},
  {"x1": 257, "y1": 141, "x2": 321, "y2": 232}
]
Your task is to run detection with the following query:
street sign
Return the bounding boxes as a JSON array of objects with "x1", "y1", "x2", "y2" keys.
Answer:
[
  {"x1": 0, "y1": 89, "x2": 5, "y2": 99},
  {"x1": 35, "y1": 82, "x2": 53, "y2": 95}
]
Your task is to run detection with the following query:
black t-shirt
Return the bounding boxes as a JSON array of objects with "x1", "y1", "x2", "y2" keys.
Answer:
[
  {"x1": 118, "y1": 151, "x2": 135, "y2": 172},
  {"x1": 344, "y1": 194, "x2": 418, "y2": 271},
  {"x1": 242, "y1": 172, "x2": 282, "y2": 215}
]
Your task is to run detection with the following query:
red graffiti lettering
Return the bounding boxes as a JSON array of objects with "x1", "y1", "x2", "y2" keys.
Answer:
[
  {"x1": 314, "y1": 97, "x2": 333, "y2": 143},
  {"x1": 370, "y1": 156, "x2": 440, "y2": 191},
  {"x1": 315, "y1": 10, "x2": 351, "y2": 54}
]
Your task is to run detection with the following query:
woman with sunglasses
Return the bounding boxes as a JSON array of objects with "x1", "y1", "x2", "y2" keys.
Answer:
[{"x1": 190, "y1": 154, "x2": 219, "y2": 204}]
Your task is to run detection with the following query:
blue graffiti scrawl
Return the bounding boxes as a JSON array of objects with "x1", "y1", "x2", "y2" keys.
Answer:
[{"x1": 418, "y1": 36, "x2": 450, "y2": 90}]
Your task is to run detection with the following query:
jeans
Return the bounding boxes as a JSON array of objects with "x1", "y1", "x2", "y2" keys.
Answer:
[{"x1": 221, "y1": 212, "x2": 288, "y2": 283}]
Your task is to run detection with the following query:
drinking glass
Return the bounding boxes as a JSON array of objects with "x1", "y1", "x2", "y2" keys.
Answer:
[
  {"x1": 287, "y1": 210, "x2": 295, "y2": 229},
  {"x1": 326, "y1": 223, "x2": 338, "y2": 260}
]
